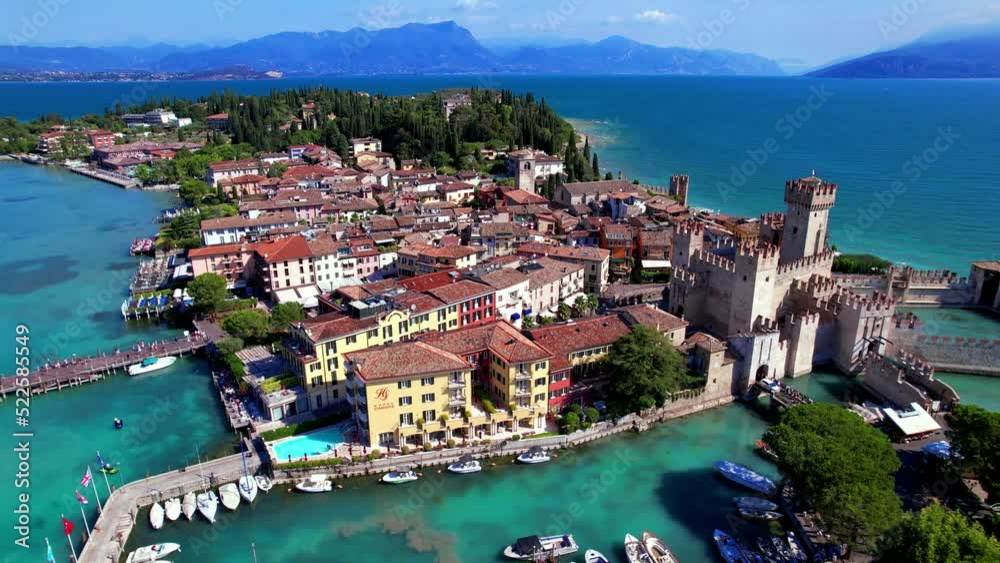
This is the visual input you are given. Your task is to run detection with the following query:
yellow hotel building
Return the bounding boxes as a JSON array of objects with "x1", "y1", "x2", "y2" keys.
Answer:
[
  {"x1": 282, "y1": 291, "x2": 458, "y2": 411},
  {"x1": 345, "y1": 321, "x2": 552, "y2": 447}
]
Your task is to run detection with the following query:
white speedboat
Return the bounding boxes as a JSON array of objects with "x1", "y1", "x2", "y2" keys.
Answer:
[
  {"x1": 642, "y1": 531, "x2": 680, "y2": 563},
  {"x1": 181, "y1": 492, "x2": 196, "y2": 521},
  {"x1": 713, "y1": 530, "x2": 750, "y2": 563},
  {"x1": 164, "y1": 498, "x2": 181, "y2": 521},
  {"x1": 625, "y1": 533, "x2": 652, "y2": 563},
  {"x1": 381, "y1": 469, "x2": 419, "y2": 484},
  {"x1": 124, "y1": 542, "x2": 181, "y2": 563},
  {"x1": 127, "y1": 356, "x2": 177, "y2": 376},
  {"x1": 295, "y1": 474, "x2": 332, "y2": 493},
  {"x1": 255, "y1": 475, "x2": 273, "y2": 493},
  {"x1": 238, "y1": 475, "x2": 258, "y2": 503},
  {"x1": 738, "y1": 507, "x2": 782, "y2": 520},
  {"x1": 733, "y1": 497, "x2": 778, "y2": 512},
  {"x1": 447, "y1": 454, "x2": 482, "y2": 474},
  {"x1": 218, "y1": 483, "x2": 240, "y2": 510},
  {"x1": 196, "y1": 490, "x2": 218, "y2": 523},
  {"x1": 503, "y1": 534, "x2": 578, "y2": 560},
  {"x1": 516, "y1": 446, "x2": 550, "y2": 464},
  {"x1": 585, "y1": 549, "x2": 611, "y2": 563},
  {"x1": 149, "y1": 502, "x2": 165, "y2": 530}
]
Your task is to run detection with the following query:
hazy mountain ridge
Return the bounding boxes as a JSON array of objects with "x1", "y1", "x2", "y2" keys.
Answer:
[
  {"x1": 809, "y1": 32, "x2": 1000, "y2": 78},
  {"x1": 0, "y1": 21, "x2": 780, "y2": 77}
]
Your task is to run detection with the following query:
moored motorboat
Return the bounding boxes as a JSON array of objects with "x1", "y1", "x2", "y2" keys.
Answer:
[
  {"x1": 149, "y1": 502, "x2": 165, "y2": 530},
  {"x1": 181, "y1": 492, "x2": 196, "y2": 521},
  {"x1": 218, "y1": 483, "x2": 240, "y2": 510},
  {"x1": 381, "y1": 468, "x2": 419, "y2": 484},
  {"x1": 714, "y1": 461, "x2": 777, "y2": 496},
  {"x1": 164, "y1": 498, "x2": 181, "y2": 521},
  {"x1": 624, "y1": 533, "x2": 652, "y2": 563},
  {"x1": 713, "y1": 530, "x2": 751, "y2": 563},
  {"x1": 196, "y1": 490, "x2": 218, "y2": 523},
  {"x1": 503, "y1": 534, "x2": 578, "y2": 560},
  {"x1": 516, "y1": 446, "x2": 550, "y2": 464},
  {"x1": 585, "y1": 548, "x2": 610, "y2": 563},
  {"x1": 447, "y1": 454, "x2": 482, "y2": 474},
  {"x1": 786, "y1": 532, "x2": 807, "y2": 561},
  {"x1": 238, "y1": 475, "x2": 258, "y2": 503},
  {"x1": 295, "y1": 474, "x2": 332, "y2": 493},
  {"x1": 734, "y1": 497, "x2": 779, "y2": 512},
  {"x1": 771, "y1": 536, "x2": 794, "y2": 561},
  {"x1": 128, "y1": 356, "x2": 177, "y2": 376},
  {"x1": 641, "y1": 531, "x2": 680, "y2": 563},
  {"x1": 754, "y1": 439, "x2": 779, "y2": 462},
  {"x1": 255, "y1": 475, "x2": 273, "y2": 492},
  {"x1": 738, "y1": 508, "x2": 782, "y2": 521},
  {"x1": 124, "y1": 542, "x2": 181, "y2": 563}
]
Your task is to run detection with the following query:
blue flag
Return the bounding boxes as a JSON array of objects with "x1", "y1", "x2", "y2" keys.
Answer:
[
  {"x1": 45, "y1": 538, "x2": 55, "y2": 562},
  {"x1": 96, "y1": 451, "x2": 105, "y2": 468}
]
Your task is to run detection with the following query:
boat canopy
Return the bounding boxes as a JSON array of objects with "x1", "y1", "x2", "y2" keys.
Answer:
[
  {"x1": 458, "y1": 454, "x2": 474, "y2": 463},
  {"x1": 527, "y1": 446, "x2": 543, "y2": 455},
  {"x1": 141, "y1": 357, "x2": 158, "y2": 367},
  {"x1": 514, "y1": 536, "x2": 544, "y2": 556}
]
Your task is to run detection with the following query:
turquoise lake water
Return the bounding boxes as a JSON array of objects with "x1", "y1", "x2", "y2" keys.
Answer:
[{"x1": 1, "y1": 75, "x2": 999, "y2": 562}]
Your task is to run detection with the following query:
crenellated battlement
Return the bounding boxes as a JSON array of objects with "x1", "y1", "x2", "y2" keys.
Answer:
[
  {"x1": 896, "y1": 350, "x2": 937, "y2": 380},
  {"x1": 837, "y1": 288, "x2": 896, "y2": 314},
  {"x1": 671, "y1": 267, "x2": 701, "y2": 288},
  {"x1": 675, "y1": 220, "x2": 705, "y2": 237},
  {"x1": 793, "y1": 273, "x2": 840, "y2": 298},
  {"x1": 760, "y1": 212, "x2": 784, "y2": 227},
  {"x1": 735, "y1": 240, "x2": 779, "y2": 261},
  {"x1": 785, "y1": 177, "x2": 838, "y2": 209},
  {"x1": 890, "y1": 265, "x2": 969, "y2": 287},
  {"x1": 777, "y1": 250, "x2": 835, "y2": 278},
  {"x1": 787, "y1": 311, "x2": 820, "y2": 327},
  {"x1": 753, "y1": 316, "x2": 779, "y2": 332},
  {"x1": 690, "y1": 249, "x2": 736, "y2": 273}
]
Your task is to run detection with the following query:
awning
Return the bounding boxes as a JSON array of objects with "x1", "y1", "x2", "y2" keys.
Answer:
[
  {"x1": 274, "y1": 285, "x2": 322, "y2": 309},
  {"x1": 883, "y1": 403, "x2": 941, "y2": 436},
  {"x1": 641, "y1": 259, "x2": 671, "y2": 270}
]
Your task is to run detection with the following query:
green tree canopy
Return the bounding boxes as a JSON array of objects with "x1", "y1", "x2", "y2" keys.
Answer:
[
  {"x1": 880, "y1": 503, "x2": 1000, "y2": 562},
  {"x1": 187, "y1": 273, "x2": 228, "y2": 314},
  {"x1": 765, "y1": 403, "x2": 903, "y2": 552},
  {"x1": 832, "y1": 253, "x2": 893, "y2": 275},
  {"x1": 949, "y1": 404, "x2": 1000, "y2": 499},
  {"x1": 604, "y1": 325, "x2": 691, "y2": 415},
  {"x1": 221, "y1": 309, "x2": 270, "y2": 340},
  {"x1": 270, "y1": 302, "x2": 305, "y2": 332},
  {"x1": 214, "y1": 337, "x2": 245, "y2": 356}
]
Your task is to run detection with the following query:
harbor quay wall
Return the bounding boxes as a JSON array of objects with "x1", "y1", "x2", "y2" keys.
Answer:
[
  {"x1": 890, "y1": 330, "x2": 1000, "y2": 376},
  {"x1": 272, "y1": 390, "x2": 736, "y2": 482}
]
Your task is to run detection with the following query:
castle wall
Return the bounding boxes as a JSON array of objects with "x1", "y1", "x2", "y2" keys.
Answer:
[
  {"x1": 861, "y1": 356, "x2": 933, "y2": 410},
  {"x1": 727, "y1": 331, "x2": 787, "y2": 394},
  {"x1": 812, "y1": 321, "x2": 838, "y2": 365},
  {"x1": 890, "y1": 329, "x2": 1000, "y2": 376},
  {"x1": 784, "y1": 313, "x2": 819, "y2": 377}
]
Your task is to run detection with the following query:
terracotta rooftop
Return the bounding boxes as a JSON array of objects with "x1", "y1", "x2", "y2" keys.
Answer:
[
  {"x1": 515, "y1": 242, "x2": 610, "y2": 262},
  {"x1": 388, "y1": 291, "x2": 447, "y2": 315},
  {"x1": 396, "y1": 270, "x2": 462, "y2": 292},
  {"x1": 617, "y1": 304, "x2": 688, "y2": 333},
  {"x1": 254, "y1": 235, "x2": 313, "y2": 263},
  {"x1": 187, "y1": 242, "x2": 255, "y2": 258},
  {"x1": 208, "y1": 159, "x2": 259, "y2": 172},
  {"x1": 347, "y1": 341, "x2": 471, "y2": 382},
  {"x1": 503, "y1": 189, "x2": 550, "y2": 205},
  {"x1": 200, "y1": 211, "x2": 297, "y2": 231},
  {"x1": 526, "y1": 315, "x2": 631, "y2": 356},
  {"x1": 562, "y1": 179, "x2": 637, "y2": 196},
  {"x1": 474, "y1": 269, "x2": 529, "y2": 290},
  {"x1": 300, "y1": 312, "x2": 379, "y2": 343},
  {"x1": 425, "y1": 279, "x2": 493, "y2": 304},
  {"x1": 421, "y1": 320, "x2": 551, "y2": 364}
]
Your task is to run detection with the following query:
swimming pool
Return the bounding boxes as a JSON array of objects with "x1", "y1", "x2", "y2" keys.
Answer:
[{"x1": 271, "y1": 426, "x2": 346, "y2": 461}]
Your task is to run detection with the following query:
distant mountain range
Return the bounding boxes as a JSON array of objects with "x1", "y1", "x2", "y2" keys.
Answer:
[
  {"x1": 0, "y1": 21, "x2": 782, "y2": 77},
  {"x1": 809, "y1": 31, "x2": 1000, "y2": 78}
]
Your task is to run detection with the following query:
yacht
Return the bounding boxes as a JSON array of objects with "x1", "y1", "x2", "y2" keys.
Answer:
[{"x1": 714, "y1": 461, "x2": 777, "y2": 496}]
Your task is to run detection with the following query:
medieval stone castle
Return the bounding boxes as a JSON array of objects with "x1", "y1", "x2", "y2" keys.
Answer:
[{"x1": 668, "y1": 175, "x2": 898, "y2": 394}]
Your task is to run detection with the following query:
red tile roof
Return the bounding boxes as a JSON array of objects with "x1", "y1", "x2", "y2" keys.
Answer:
[
  {"x1": 526, "y1": 315, "x2": 631, "y2": 355},
  {"x1": 300, "y1": 312, "x2": 379, "y2": 343},
  {"x1": 425, "y1": 280, "x2": 493, "y2": 304},
  {"x1": 187, "y1": 242, "x2": 256, "y2": 258},
  {"x1": 254, "y1": 235, "x2": 312, "y2": 263},
  {"x1": 347, "y1": 341, "x2": 471, "y2": 382},
  {"x1": 396, "y1": 270, "x2": 462, "y2": 292},
  {"x1": 617, "y1": 304, "x2": 688, "y2": 333},
  {"x1": 420, "y1": 320, "x2": 551, "y2": 364}
]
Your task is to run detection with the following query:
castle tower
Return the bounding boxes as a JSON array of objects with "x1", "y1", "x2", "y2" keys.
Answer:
[
  {"x1": 669, "y1": 174, "x2": 689, "y2": 207},
  {"x1": 670, "y1": 221, "x2": 703, "y2": 269},
  {"x1": 730, "y1": 242, "x2": 780, "y2": 333},
  {"x1": 780, "y1": 175, "x2": 837, "y2": 264}
]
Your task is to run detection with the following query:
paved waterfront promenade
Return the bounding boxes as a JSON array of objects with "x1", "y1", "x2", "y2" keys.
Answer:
[
  {"x1": 79, "y1": 452, "x2": 261, "y2": 563},
  {"x1": 0, "y1": 333, "x2": 210, "y2": 398}
]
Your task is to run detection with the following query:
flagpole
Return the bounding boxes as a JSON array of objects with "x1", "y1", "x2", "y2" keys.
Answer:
[
  {"x1": 45, "y1": 537, "x2": 55, "y2": 563},
  {"x1": 97, "y1": 451, "x2": 113, "y2": 497},
  {"x1": 88, "y1": 466, "x2": 104, "y2": 514},
  {"x1": 78, "y1": 501, "x2": 91, "y2": 538},
  {"x1": 62, "y1": 515, "x2": 78, "y2": 563}
]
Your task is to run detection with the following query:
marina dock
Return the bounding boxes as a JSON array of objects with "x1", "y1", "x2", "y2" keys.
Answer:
[
  {"x1": 750, "y1": 379, "x2": 814, "y2": 409},
  {"x1": 0, "y1": 333, "x2": 212, "y2": 398},
  {"x1": 77, "y1": 452, "x2": 262, "y2": 563},
  {"x1": 66, "y1": 165, "x2": 140, "y2": 188}
]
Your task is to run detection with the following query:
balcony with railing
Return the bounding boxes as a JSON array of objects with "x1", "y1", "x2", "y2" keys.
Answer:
[
  {"x1": 514, "y1": 371, "x2": 531, "y2": 381},
  {"x1": 282, "y1": 337, "x2": 317, "y2": 363},
  {"x1": 515, "y1": 386, "x2": 531, "y2": 397},
  {"x1": 447, "y1": 377, "x2": 466, "y2": 389},
  {"x1": 448, "y1": 394, "x2": 466, "y2": 407}
]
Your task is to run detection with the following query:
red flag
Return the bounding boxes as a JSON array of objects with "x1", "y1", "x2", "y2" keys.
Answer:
[
  {"x1": 75, "y1": 490, "x2": 88, "y2": 504},
  {"x1": 80, "y1": 467, "x2": 92, "y2": 488},
  {"x1": 62, "y1": 515, "x2": 74, "y2": 536}
]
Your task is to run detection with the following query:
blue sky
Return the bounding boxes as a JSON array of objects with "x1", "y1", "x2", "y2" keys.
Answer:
[{"x1": 6, "y1": 0, "x2": 999, "y2": 67}]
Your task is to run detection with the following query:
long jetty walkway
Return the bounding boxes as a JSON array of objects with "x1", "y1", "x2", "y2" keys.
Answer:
[
  {"x1": 78, "y1": 452, "x2": 262, "y2": 563},
  {"x1": 0, "y1": 329, "x2": 216, "y2": 399}
]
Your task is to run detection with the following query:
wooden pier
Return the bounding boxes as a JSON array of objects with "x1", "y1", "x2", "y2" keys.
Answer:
[
  {"x1": 77, "y1": 452, "x2": 262, "y2": 563},
  {"x1": 0, "y1": 333, "x2": 210, "y2": 399},
  {"x1": 751, "y1": 379, "x2": 814, "y2": 409}
]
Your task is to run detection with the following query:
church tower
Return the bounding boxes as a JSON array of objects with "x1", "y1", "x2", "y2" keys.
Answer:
[{"x1": 780, "y1": 175, "x2": 837, "y2": 263}]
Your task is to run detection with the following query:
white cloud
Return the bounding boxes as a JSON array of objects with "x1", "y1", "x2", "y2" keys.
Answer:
[
  {"x1": 602, "y1": 15, "x2": 623, "y2": 25},
  {"x1": 634, "y1": 9, "x2": 679, "y2": 24},
  {"x1": 455, "y1": 0, "x2": 497, "y2": 10}
]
